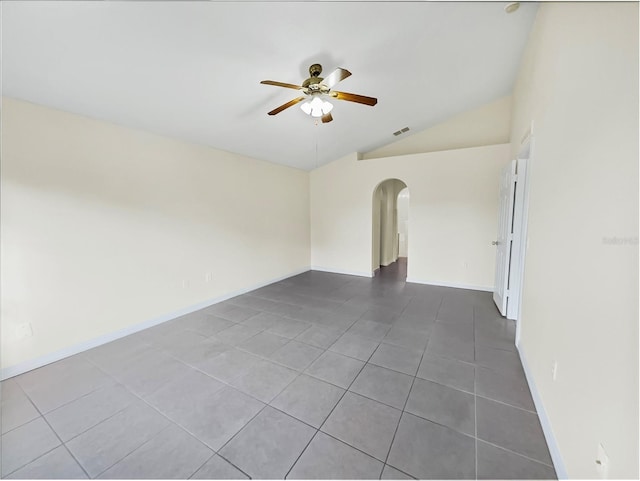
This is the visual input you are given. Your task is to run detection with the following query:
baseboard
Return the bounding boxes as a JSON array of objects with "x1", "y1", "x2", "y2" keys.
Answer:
[
  {"x1": 1, "y1": 266, "x2": 311, "y2": 380},
  {"x1": 517, "y1": 343, "x2": 568, "y2": 479},
  {"x1": 405, "y1": 277, "x2": 493, "y2": 292},
  {"x1": 310, "y1": 266, "x2": 374, "y2": 278}
]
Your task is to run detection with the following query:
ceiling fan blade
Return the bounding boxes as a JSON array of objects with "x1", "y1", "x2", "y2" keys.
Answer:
[
  {"x1": 321, "y1": 68, "x2": 352, "y2": 89},
  {"x1": 331, "y1": 91, "x2": 378, "y2": 106},
  {"x1": 260, "y1": 80, "x2": 304, "y2": 90},
  {"x1": 267, "y1": 96, "x2": 306, "y2": 116},
  {"x1": 321, "y1": 113, "x2": 333, "y2": 123}
]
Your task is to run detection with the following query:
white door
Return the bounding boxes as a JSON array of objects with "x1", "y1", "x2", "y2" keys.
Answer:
[{"x1": 493, "y1": 159, "x2": 517, "y2": 316}]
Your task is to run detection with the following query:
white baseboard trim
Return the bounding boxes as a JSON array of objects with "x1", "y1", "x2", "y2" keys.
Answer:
[
  {"x1": 517, "y1": 343, "x2": 568, "y2": 479},
  {"x1": 1, "y1": 266, "x2": 311, "y2": 380},
  {"x1": 310, "y1": 266, "x2": 374, "y2": 278},
  {"x1": 405, "y1": 277, "x2": 493, "y2": 292}
]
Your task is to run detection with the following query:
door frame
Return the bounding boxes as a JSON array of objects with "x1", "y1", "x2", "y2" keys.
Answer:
[{"x1": 512, "y1": 135, "x2": 534, "y2": 346}]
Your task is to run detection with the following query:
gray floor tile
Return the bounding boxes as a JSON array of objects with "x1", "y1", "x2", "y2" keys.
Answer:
[
  {"x1": 6, "y1": 446, "x2": 87, "y2": 479},
  {"x1": 475, "y1": 346, "x2": 526, "y2": 378},
  {"x1": 1, "y1": 389, "x2": 40, "y2": 434},
  {"x1": 393, "y1": 314, "x2": 434, "y2": 333},
  {"x1": 145, "y1": 368, "x2": 225, "y2": 418},
  {"x1": 477, "y1": 441, "x2": 557, "y2": 479},
  {"x1": 211, "y1": 305, "x2": 261, "y2": 322},
  {"x1": 113, "y1": 350, "x2": 192, "y2": 398},
  {"x1": 381, "y1": 464, "x2": 415, "y2": 479},
  {"x1": 321, "y1": 392, "x2": 401, "y2": 461},
  {"x1": 1, "y1": 417, "x2": 61, "y2": 477},
  {"x1": 350, "y1": 364, "x2": 413, "y2": 409},
  {"x1": 219, "y1": 406, "x2": 315, "y2": 479},
  {"x1": 168, "y1": 337, "x2": 232, "y2": 366},
  {"x1": 197, "y1": 349, "x2": 261, "y2": 383},
  {"x1": 66, "y1": 400, "x2": 170, "y2": 477},
  {"x1": 1, "y1": 379, "x2": 26, "y2": 402},
  {"x1": 369, "y1": 342, "x2": 423, "y2": 376},
  {"x1": 240, "y1": 312, "x2": 282, "y2": 330},
  {"x1": 305, "y1": 351, "x2": 365, "y2": 389},
  {"x1": 387, "y1": 412, "x2": 475, "y2": 479},
  {"x1": 268, "y1": 317, "x2": 312, "y2": 339},
  {"x1": 98, "y1": 424, "x2": 213, "y2": 479},
  {"x1": 436, "y1": 300, "x2": 474, "y2": 324},
  {"x1": 383, "y1": 326, "x2": 430, "y2": 351},
  {"x1": 216, "y1": 324, "x2": 263, "y2": 346},
  {"x1": 416, "y1": 353, "x2": 475, "y2": 393},
  {"x1": 476, "y1": 365, "x2": 535, "y2": 411},
  {"x1": 160, "y1": 384, "x2": 263, "y2": 451},
  {"x1": 425, "y1": 330, "x2": 475, "y2": 363},
  {"x1": 153, "y1": 328, "x2": 209, "y2": 350},
  {"x1": 175, "y1": 313, "x2": 236, "y2": 337},
  {"x1": 269, "y1": 340, "x2": 324, "y2": 370},
  {"x1": 405, "y1": 378, "x2": 475, "y2": 436},
  {"x1": 329, "y1": 333, "x2": 379, "y2": 361},
  {"x1": 45, "y1": 383, "x2": 136, "y2": 441},
  {"x1": 271, "y1": 374, "x2": 344, "y2": 428},
  {"x1": 295, "y1": 325, "x2": 344, "y2": 349},
  {"x1": 229, "y1": 359, "x2": 298, "y2": 403},
  {"x1": 347, "y1": 319, "x2": 391, "y2": 342},
  {"x1": 287, "y1": 431, "x2": 384, "y2": 479},
  {"x1": 191, "y1": 454, "x2": 249, "y2": 479},
  {"x1": 15, "y1": 356, "x2": 113, "y2": 414},
  {"x1": 477, "y1": 397, "x2": 552, "y2": 465},
  {"x1": 238, "y1": 331, "x2": 290, "y2": 357},
  {"x1": 83, "y1": 339, "x2": 158, "y2": 376}
]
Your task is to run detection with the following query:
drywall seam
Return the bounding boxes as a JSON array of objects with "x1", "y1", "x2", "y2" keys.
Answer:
[
  {"x1": 517, "y1": 343, "x2": 568, "y2": 479},
  {"x1": 405, "y1": 277, "x2": 493, "y2": 292},
  {"x1": 0, "y1": 266, "x2": 311, "y2": 380},
  {"x1": 310, "y1": 266, "x2": 374, "y2": 278}
]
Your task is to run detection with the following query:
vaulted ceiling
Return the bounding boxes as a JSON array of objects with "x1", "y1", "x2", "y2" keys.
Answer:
[{"x1": 2, "y1": 1, "x2": 538, "y2": 170}]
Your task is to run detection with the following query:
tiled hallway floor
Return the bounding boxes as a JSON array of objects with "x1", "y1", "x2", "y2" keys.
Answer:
[{"x1": 1, "y1": 263, "x2": 556, "y2": 479}]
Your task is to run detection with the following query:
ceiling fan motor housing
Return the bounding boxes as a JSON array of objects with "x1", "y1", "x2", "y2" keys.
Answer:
[{"x1": 302, "y1": 63, "x2": 325, "y2": 90}]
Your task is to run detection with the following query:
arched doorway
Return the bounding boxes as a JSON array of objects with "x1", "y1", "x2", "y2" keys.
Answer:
[{"x1": 372, "y1": 179, "x2": 409, "y2": 279}]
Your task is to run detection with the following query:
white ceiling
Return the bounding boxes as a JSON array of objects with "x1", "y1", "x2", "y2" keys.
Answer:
[{"x1": 2, "y1": 1, "x2": 538, "y2": 170}]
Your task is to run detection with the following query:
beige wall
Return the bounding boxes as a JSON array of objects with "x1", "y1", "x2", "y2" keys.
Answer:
[
  {"x1": 511, "y1": 3, "x2": 638, "y2": 478},
  {"x1": 310, "y1": 144, "x2": 510, "y2": 288},
  {"x1": 363, "y1": 95, "x2": 512, "y2": 159},
  {"x1": 1, "y1": 98, "x2": 310, "y2": 373}
]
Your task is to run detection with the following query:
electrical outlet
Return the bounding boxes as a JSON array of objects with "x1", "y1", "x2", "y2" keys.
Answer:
[
  {"x1": 596, "y1": 443, "x2": 609, "y2": 478},
  {"x1": 15, "y1": 322, "x2": 33, "y2": 340},
  {"x1": 551, "y1": 361, "x2": 558, "y2": 381},
  {"x1": 181, "y1": 279, "x2": 189, "y2": 289},
  {"x1": 205, "y1": 272, "x2": 212, "y2": 283}
]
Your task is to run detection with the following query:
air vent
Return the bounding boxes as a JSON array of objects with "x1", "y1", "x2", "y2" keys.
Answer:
[{"x1": 393, "y1": 127, "x2": 410, "y2": 136}]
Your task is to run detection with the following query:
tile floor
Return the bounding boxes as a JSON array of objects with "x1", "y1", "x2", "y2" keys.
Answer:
[{"x1": 0, "y1": 260, "x2": 556, "y2": 479}]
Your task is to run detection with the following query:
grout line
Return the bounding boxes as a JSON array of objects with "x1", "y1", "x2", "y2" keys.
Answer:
[
  {"x1": 3, "y1": 381, "x2": 92, "y2": 480},
  {"x1": 285, "y1": 337, "x2": 380, "y2": 479},
  {"x1": 473, "y1": 304, "x2": 479, "y2": 480},
  {"x1": 477, "y1": 438, "x2": 557, "y2": 469}
]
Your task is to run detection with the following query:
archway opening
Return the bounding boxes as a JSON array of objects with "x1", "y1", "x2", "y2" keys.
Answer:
[{"x1": 372, "y1": 179, "x2": 409, "y2": 280}]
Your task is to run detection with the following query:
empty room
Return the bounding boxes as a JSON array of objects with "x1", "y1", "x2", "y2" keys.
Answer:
[{"x1": 0, "y1": 1, "x2": 637, "y2": 480}]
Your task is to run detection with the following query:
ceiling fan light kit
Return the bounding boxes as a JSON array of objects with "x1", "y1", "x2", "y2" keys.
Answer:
[
  {"x1": 300, "y1": 96, "x2": 333, "y2": 118},
  {"x1": 261, "y1": 63, "x2": 377, "y2": 123}
]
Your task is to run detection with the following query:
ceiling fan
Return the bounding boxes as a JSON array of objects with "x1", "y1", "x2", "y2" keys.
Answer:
[{"x1": 260, "y1": 63, "x2": 378, "y2": 123}]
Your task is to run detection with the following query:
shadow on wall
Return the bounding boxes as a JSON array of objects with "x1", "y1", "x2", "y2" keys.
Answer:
[{"x1": 372, "y1": 178, "x2": 408, "y2": 273}]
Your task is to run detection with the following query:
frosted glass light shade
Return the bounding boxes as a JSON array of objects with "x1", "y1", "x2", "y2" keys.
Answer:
[{"x1": 301, "y1": 96, "x2": 333, "y2": 117}]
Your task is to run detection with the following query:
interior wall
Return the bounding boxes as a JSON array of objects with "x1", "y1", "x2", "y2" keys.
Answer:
[
  {"x1": 363, "y1": 95, "x2": 512, "y2": 160},
  {"x1": 310, "y1": 144, "x2": 509, "y2": 287},
  {"x1": 510, "y1": 3, "x2": 638, "y2": 478},
  {"x1": 1, "y1": 97, "x2": 310, "y2": 373}
]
